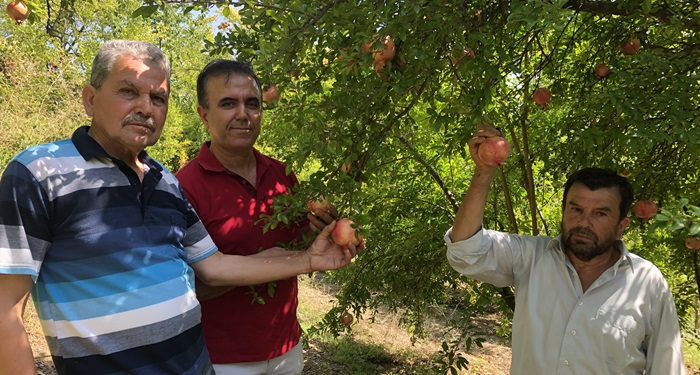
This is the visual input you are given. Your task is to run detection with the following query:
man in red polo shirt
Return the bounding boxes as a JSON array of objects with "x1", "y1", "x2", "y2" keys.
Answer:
[{"x1": 176, "y1": 59, "x2": 355, "y2": 375}]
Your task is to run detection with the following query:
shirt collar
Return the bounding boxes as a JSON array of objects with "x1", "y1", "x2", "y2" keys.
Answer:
[
  {"x1": 195, "y1": 141, "x2": 270, "y2": 174},
  {"x1": 71, "y1": 126, "x2": 162, "y2": 172},
  {"x1": 548, "y1": 235, "x2": 635, "y2": 273}
]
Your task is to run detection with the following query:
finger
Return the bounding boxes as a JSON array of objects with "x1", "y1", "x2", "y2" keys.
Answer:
[
  {"x1": 312, "y1": 209, "x2": 334, "y2": 225},
  {"x1": 318, "y1": 220, "x2": 336, "y2": 239},
  {"x1": 327, "y1": 204, "x2": 339, "y2": 218},
  {"x1": 306, "y1": 212, "x2": 325, "y2": 230}
]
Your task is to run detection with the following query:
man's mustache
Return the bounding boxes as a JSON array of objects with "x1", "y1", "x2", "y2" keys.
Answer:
[{"x1": 122, "y1": 114, "x2": 156, "y2": 132}]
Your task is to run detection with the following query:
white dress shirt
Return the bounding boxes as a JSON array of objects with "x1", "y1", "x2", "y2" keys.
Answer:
[{"x1": 445, "y1": 227, "x2": 686, "y2": 375}]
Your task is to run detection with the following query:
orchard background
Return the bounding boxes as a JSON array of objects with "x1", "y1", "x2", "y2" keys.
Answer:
[{"x1": 2, "y1": 0, "x2": 699, "y2": 372}]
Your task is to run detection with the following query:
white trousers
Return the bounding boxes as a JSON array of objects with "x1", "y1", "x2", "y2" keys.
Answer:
[{"x1": 212, "y1": 341, "x2": 304, "y2": 375}]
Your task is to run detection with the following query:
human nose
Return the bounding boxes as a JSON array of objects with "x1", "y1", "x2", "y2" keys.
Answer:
[
  {"x1": 135, "y1": 94, "x2": 153, "y2": 117},
  {"x1": 577, "y1": 212, "x2": 593, "y2": 227},
  {"x1": 232, "y1": 102, "x2": 249, "y2": 120}
]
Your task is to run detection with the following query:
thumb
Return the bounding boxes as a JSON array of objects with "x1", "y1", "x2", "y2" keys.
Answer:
[{"x1": 317, "y1": 220, "x2": 336, "y2": 240}]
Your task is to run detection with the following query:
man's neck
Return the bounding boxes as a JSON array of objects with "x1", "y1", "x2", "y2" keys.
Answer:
[
  {"x1": 566, "y1": 247, "x2": 621, "y2": 292},
  {"x1": 209, "y1": 143, "x2": 257, "y2": 185}
]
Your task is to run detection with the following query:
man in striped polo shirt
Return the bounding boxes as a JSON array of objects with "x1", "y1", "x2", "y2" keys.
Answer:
[{"x1": 0, "y1": 40, "x2": 360, "y2": 375}]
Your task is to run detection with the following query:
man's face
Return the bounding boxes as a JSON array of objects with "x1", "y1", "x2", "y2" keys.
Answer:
[
  {"x1": 561, "y1": 182, "x2": 629, "y2": 261},
  {"x1": 197, "y1": 73, "x2": 262, "y2": 154},
  {"x1": 82, "y1": 54, "x2": 169, "y2": 155}
]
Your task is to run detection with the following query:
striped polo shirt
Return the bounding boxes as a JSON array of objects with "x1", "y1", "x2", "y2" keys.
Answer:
[{"x1": 0, "y1": 126, "x2": 218, "y2": 374}]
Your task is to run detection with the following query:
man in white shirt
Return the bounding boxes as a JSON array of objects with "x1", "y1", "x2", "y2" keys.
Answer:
[{"x1": 445, "y1": 123, "x2": 686, "y2": 374}]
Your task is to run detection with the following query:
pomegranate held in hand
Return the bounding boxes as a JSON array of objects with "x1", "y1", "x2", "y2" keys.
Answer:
[
  {"x1": 633, "y1": 198, "x2": 658, "y2": 223},
  {"x1": 478, "y1": 136, "x2": 511, "y2": 166},
  {"x1": 306, "y1": 195, "x2": 331, "y2": 214},
  {"x1": 533, "y1": 87, "x2": 551, "y2": 109},
  {"x1": 332, "y1": 218, "x2": 360, "y2": 247},
  {"x1": 6, "y1": 1, "x2": 29, "y2": 24}
]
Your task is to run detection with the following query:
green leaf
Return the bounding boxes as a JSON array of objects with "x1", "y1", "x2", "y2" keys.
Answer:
[
  {"x1": 131, "y1": 5, "x2": 159, "y2": 19},
  {"x1": 690, "y1": 223, "x2": 700, "y2": 236},
  {"x1": 642, "y1": 0, "x2": 652, "y2": 14}
]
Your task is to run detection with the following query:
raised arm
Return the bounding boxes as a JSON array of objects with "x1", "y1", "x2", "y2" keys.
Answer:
[
  {"x1": 450, "y1": 123, "x2": 505, "y2": 242},
  {"x1": 0, "y1": 274, "x2": 37, "y2": 375}
]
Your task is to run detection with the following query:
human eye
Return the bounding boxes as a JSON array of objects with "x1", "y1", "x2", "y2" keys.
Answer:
[
  {"x1": 118, "y1": 87, "x2": 138, "y2": 96},
  {"x1": 151, "y1": 94, "x2": 167, "y2": 106}
]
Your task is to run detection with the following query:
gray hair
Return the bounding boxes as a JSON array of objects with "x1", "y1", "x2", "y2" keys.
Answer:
[{"x1": 90, "y1": 40, "x2": 171, "y2": 90}]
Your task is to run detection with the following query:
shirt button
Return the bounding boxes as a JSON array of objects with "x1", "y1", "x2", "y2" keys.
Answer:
[
  {"x1": 571, "y1": 330, "x2": 577, "y2": 336},
  {"x1": 564, "y1": 360, "x2": 570, "y2": 366},
  {"x1": 578, "y1": 301, "x2": 583, "y2": 306}
]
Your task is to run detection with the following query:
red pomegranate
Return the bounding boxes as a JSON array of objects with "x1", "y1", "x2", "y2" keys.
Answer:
[
  {"x1": 633, "y1": 198, "x2": 658, "y2": 223},
  {"x1": 533, "y1": 87, "x2": 551, "y2": 109}
]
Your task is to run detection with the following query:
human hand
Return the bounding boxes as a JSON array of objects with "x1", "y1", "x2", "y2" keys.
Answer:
[
  {"x1": 306, "y1": 221, "x2": 363, "y2": 271},
  {"x1": 467, "y1": 123, "x2": 506, "y2": 170},
  {"x1": 306, "y1": 202, "x2": 339, "y2": 233}
]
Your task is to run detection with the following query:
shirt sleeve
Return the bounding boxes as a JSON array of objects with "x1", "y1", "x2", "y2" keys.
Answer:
[
  {"x1": 444, "y1": 226, "x2": 521, "y2": 287},
  {"x1": 0, "y1": 160, "x2": 52, "y2": 280},
  {"x1": 177, "y1": 183, "x2": 218, "y2": 264},
  {"x1": 645, "y1": 271, "x2": 687, "y2": 375}
]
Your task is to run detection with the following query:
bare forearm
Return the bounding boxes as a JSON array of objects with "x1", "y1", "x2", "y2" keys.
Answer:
[
  {"x1": 0, "y1": 314, "x2": 37, "y2": 375},
  {"x1": 451, "y1": 168, "x2": 497, "y2": 242},
  {"x1": 194, "y1": 251, "x2": 311, "y2": 287}
]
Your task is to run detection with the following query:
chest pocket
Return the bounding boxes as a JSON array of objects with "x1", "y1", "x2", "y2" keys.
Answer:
[{"x1": 597, "y1": 309, "x2": 645, "y2": 371}]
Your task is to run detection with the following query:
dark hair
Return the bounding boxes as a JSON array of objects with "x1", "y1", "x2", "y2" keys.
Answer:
[
  {"x1": 563, "y1": 167, "x2": 634, "y2": 220},
  {"x1": 196, "y1": 59, "x2": 262, "y2": 109}
]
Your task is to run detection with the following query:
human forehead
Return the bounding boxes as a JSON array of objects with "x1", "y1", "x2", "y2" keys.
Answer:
[
  {"x1": 107, "y1": 54, "x2": 169, "y2": 93},
  {"x1": 564, "y1": 182, "x2": 621, "y2": 211},
  {"x1": 207, "y1": 73, "x2": 260, "y2": 95}
]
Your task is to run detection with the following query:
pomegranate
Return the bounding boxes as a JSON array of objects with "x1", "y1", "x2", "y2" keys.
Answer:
[
  {"x1": 477, "y1": 136, "x2": 511, "y2": 166},
  {"x1": 6, "y1": 1, "x2": 29, "y2": 24},
  {"x1": 371, "y1": 35, "x2": 395, "y2": 64},
  {"x1": 595, "y1": 63, "x2": 611, "y2": 78},
  {"x1": 633, "y1": 198, "x2": 658, "y2": 223},
  {"x1": 452, "y1": 47, "x2": 475, "y2": 67},
  {"x1": 332, "y1": 218, "x2": 360, "y2": 248},
  {"x1": 619, "y1": 168, "x2": 631, "y2": 178},
  {"x1": 306, "y1": 195, "x2": 331, "y2": 214},
  {"x1": 533, "y1": 87, "x2": 551, "y2": 109},
  {"x1": 621, "y1": 38, "x2": 641, "y2": 55},
  {"x1": 340, "y1": 311, "x2": 354, "y2": 326},
  {"x1": 262, "y1": 84, "x2": 278, "y2": 104},
  {"x1": 686, "y1": 237, "x2": 700, "y2": 252}
]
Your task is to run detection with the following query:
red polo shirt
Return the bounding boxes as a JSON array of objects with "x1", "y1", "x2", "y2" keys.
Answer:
[{"x1": 176, "y1": 142, "x2": 303, "y2": 363}]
